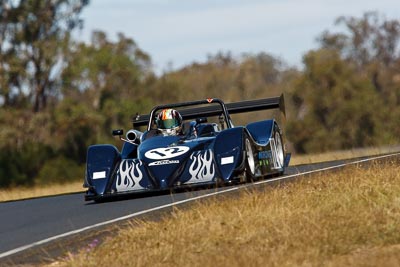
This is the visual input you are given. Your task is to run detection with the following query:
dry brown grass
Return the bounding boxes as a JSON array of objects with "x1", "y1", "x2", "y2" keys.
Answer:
[
  {"x1": 290, "y1": 145, "x2": 400, "y2": 165},
  {"x1": 0, "y1": 181, "x2": 84, "y2": 202},
  {"x1": 58, "y1": 158, "x2": 400, "y2": 267}
]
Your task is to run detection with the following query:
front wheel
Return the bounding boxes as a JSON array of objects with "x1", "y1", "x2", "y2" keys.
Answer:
[
  {"x1": 245, "y1": 137, "x2": 256, "y2": 182},
  {"x1": 273, "y1": 126, "x2": 285, "y2": 175},
  {"x1": 274, "y1": 130, "x2": 284, "y2": 168}
]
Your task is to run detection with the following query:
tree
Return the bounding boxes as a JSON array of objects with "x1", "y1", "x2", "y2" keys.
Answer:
[
  {"x1": 319, "y1": 11, "x2": 400, "y2": 67},
  {"x1": 0, "y1": 0, "x2": 89, "y2": 112},
  {"x1": 61, "y1": 31, "x2": 153, "y2": 139},
  {"x1": 150, "y1": 51, "x2": 288, "y2": 105},
  {"x1": 62, "y1": 31, "x2": 152, "y2": 109},
  {"x1": 318, "y1": 11, "x2": 400, "y2": 102},
  {"x1": 287, "y1": 12, "x2": 400, "y2": 153},
  {"x1": 287, "y1": 49, "x2": 384, "y2": 153}
]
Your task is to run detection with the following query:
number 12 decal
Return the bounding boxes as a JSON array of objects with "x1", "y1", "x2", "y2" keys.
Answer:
[{"x1": 145, "y1": 146, "x2": 190, "y2": 160}]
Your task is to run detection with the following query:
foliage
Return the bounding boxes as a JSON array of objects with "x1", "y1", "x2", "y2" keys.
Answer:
[
  {"x1": 0, "y1": 142, "x2": 53, "y2": 187},
  {"x1": 1, "y1": 9, "x2": 400, "y2": 187},
  {"x1": 319, "y1": 11, "x2": 400, "y2": 67},
  {"x1": 53, "y1": 99, "x2": 104, "y2": 163},
  {"x1": 62, "y1": 31, "x2": 152, "y2": 110},
  {"x1": 35, "y1": 156, "x2": 84, "y2": 185},
  {"x1": 287, "y1": 49, "x2": 384, "y2": 152},
  {"x1": 286, "y1": 12, "x2": 400, "y2": 153},
  {"x1": 149, "y1": 52, "x2": 289, "y2": 103},
  {"x1": 0, "y1": 0, "x2": 89, "y2": 112}
]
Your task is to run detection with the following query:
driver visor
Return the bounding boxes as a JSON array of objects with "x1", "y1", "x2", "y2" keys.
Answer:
[{"x1": 160, "y1": 118, "x2": 179, "y2": 129}]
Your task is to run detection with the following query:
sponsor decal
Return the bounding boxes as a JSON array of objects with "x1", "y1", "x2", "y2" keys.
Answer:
[
  {"x1": 93, "y1": 171, "x2": 106, "y2": 179},
  {"x1": 187, "y1": 150, "x2": 215, "y2": 183},
  {"x1": 149, "y1": 160, "x2": 179, "y2": 166},
  {"x1": 145, "y1": 146, "x2": 189, "y2": 160},
  {"x1": 116, "y1": 160, "x2": 145, "y2": 191},
  {"x1": 258, "y1": 151, "x2": 272, "y2": 160},
  {"x1": 221, "y1": 156, "x2": 234, "y2": 165}
]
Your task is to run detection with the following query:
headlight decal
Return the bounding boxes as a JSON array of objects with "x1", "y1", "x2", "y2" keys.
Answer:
[
  {"x1": 221, "y1": 156, "x2": 234, "y2": 165},
  {"x1": 93, "y1": 171, "x2": 106, "y2": 179}
]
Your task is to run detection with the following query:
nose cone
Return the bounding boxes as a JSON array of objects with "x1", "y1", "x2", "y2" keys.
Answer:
[
  {"x1": 160, "y1": 179, "x2": 168, "y2": 189},
  {"x1": 146, "y1": 160, "x2": 183, "y2": 188},
  {"x1": 138, "y1": 135, "x2": 202, "y2": 189}
]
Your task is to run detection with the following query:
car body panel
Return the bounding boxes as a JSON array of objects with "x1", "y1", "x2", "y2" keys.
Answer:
[{"x1": 84, "y1": 96, "x2": 290, "y2": 201}]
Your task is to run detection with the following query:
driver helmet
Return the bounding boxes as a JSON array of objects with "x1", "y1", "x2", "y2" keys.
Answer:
[{"x1": 155, "y1": 109, "x2": 182, "y2": 136}]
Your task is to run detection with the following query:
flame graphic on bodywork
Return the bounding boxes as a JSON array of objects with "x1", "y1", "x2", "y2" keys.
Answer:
[
  {"x1": 116, "y1": 160, "x2": 144, "y2": 191},
  {"x1": 187, "y1": 150, "x2": 215, "y2": 183}
]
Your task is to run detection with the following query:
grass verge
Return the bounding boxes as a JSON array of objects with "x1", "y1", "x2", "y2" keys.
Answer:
[
  {"x1": 289, "y1": 145, "x2": 400, "y2": 165},
  {"x1": 0, "y1": 181, "x2": 84, "y2": 202},
  {"x1": 58, "y1": 158, "x2": 400, "y2": 267}
]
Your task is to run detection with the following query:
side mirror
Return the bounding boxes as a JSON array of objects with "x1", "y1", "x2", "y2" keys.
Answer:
[{"x1": 112, "y1": 129, "x2": 123, "y2": 136}]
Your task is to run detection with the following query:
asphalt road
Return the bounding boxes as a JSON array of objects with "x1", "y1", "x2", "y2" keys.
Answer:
[{"x1": 1, "y1": 153, "x2": 398, "y2": 265}]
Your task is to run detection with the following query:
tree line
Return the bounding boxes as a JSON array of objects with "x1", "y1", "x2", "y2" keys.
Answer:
[{"x1": 0, "y1": 1, "x2": 399, "y2": 187}]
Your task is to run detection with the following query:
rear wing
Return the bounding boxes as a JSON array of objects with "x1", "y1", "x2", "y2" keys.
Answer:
[{"x1": 132, "y1": 94, "x2": 285, "y2": 129}]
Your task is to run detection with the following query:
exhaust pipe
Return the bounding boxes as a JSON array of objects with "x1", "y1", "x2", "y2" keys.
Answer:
[{"x1": 126, "y1": 129, "x2": 143, "y2": 144}]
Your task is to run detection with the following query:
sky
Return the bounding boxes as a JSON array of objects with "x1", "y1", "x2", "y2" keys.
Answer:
[{"x1": 75, "y1": 0, "x2": 400, "y2": 74}]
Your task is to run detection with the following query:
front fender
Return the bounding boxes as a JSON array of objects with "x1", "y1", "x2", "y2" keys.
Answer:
[
  {"x1": 245, "y1": 119, "x2": 275, "y2": 145},
  {"x1": 85, "y1": 144, "x2": 120, "y2": 196},
  {"x1": 214, "y1": 127, "x2": 244, "y2": 180}
]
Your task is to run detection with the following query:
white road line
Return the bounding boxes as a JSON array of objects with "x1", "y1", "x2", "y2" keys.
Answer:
[
  {"x1": 1, "y1": 152, "x2": 399, "y2": 259},
  {"x1": 0, "y1": 187, "x2": 239, "y2": 259}
]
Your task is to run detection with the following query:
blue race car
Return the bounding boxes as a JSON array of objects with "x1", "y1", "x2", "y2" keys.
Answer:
[{"x1": 83, "y1": 95, "x2": 290, "y2": 201}]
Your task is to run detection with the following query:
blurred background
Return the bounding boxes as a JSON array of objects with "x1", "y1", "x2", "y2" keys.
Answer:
[{"x1": 0, "y1": 0, "x2": 399, "y2": 188}]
